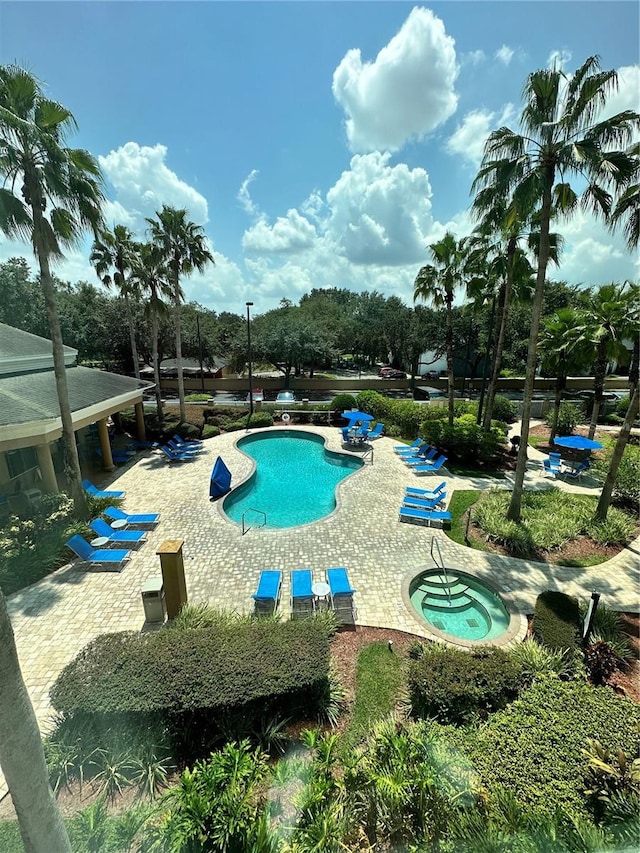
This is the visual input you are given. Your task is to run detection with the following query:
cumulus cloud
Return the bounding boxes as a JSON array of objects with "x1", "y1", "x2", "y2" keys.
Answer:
[
  {"x1": 98, "y1": 142, "x2": 209, "y2": 231},
  {"x1": 598, "y1": 65, "x2": 640, "y2": 142},
  {"x1": 495, "y1": 45, "x2": 514, "y2": 66},
  {"x1": 332, "y1": 7, "x2": 458, "y2": 152},
  {"x1": 237, "y1": 169, "x2": 260, "y2": 217},
  {"x1": 465, "y1": 49, "x2": 486, "y2": 66},
  {"x1": 556, "y1": 208, "x2": 636, "y2": 286},
  {"x1": 242, "y1": 209, "x2": 317, "y2": 254},
  {"x1": 446, "y1": 103, "x2": 516, "y2": 168},
  {"x1": 547, "y1": 49, "x2": 572, "y2": 71}
]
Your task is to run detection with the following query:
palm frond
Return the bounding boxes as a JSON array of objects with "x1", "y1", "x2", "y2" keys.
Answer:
[
  {"x1": 0, "y1": 187, "x2": 32, "y2": 240},
  {"x1": 612, "y1": 183, "x2": 640, "y2": 250}
]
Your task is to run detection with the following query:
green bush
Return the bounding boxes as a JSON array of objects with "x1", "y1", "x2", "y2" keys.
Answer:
[
  {"x1": 591, "y1": 441, "x2": 640, "y2": 510},
  {"x1": 421, "y1": 415, "x2": 507, "y2": 464},
  {"x1": 331, "y1": 393, "x2": 357, "y2": 415},
  {"x1": 51, "y1": 618, "x2": 331, "y2": 716},
  {"x1": 546, "y1": 401, "x2": 581, "y2": 435},
  {"x1": 492, "y1": 394, "x2": 518, "y2": 423},
  {"x1": 408, "y1": 645, "x2": 524, "y2": 725},
  {"x1": 451, "y1": 678, "x2": 640, "y2": 819},
  {"x1": 247, "y1": 411, "x2": 273, "y2": 428},
  {"x1": 533, "y1": 590, "x2": 582, "y2": 651},
  {"x1": 184, "y1": 393, "x2": 210, "y2": 402},
  {"x1": 175, "y1": 421, "x2": 202, "y2": 440},
  {"x1": 201, "y1": 424, "x2": 220, "y2": 439}
]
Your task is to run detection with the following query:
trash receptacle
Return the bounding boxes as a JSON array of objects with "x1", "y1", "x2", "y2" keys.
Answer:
[{"x1": 141, "y1": 576, "x2": 166, "y2": 623}]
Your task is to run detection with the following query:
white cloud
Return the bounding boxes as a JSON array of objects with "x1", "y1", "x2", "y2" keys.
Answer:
[
  {"x1": 332, "y1": 7, "x2": 458, "y2": 152},
  {"x1": 300, "y1": 190, "x2": 325, "y2": 223},
  {"x1": 446, "y1": 103, "x2": 515, "y2": 168},
  {"x1": 555, "y1": 207, "x2": 637, "y2": 286},
  {"x1": 242, "y1": 209, "x2": 317, "y2": 254},
  {"x1": 465, "y1": 50, "x2": 486, "y2": 66},
  {"x1": 495, "y1": 45, "x2": 514, "y2": 66},
  {"x1": 547, "y1": 49, "x2": 572, "y2": 71},
  {"x1": 237, "y1": 169, "x2": 260, "y2": 217},
  {"x1": 598, "y1": 65, "x2": 640, "y2": 143},
  {"x1": 98, "y1": 142, "x2": 209, "y2": 232}
]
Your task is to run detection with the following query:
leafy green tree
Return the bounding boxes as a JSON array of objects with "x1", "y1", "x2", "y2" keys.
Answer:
[
  {"x1": 90, "y1": 224, "x2": 141, "y2": 378},
  {"x1": 147, "y1": 205, "x2": 214, "y2": 422},
  {"x1": 472, "y1": 55, "x2": 639, "y2": 521},
  {"x1": 0, "y1": 64, "x2": 105, "y2": 517},
  {"x1": 0, "y1": 257, "x2": 46, "y2": 334},
  {"x1": 414, "y1": 231, "x2": 467, "y2": 425}
]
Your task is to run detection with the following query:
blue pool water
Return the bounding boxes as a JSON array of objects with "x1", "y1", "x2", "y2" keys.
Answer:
[
  {"x1": 223, "y1": 431, "x2": 363, "y2": 528},
  {"x1": 409, "y1": 570, "x2": 510, "y2": 642}
]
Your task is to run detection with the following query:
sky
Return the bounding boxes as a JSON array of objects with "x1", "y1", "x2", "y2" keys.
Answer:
[{"x1": 0, "y1": 0, "x2": 638, "y2": 317}]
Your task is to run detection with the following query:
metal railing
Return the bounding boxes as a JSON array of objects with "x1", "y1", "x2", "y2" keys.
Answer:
[
  {"x1": 241, "y1": 508, "x2": 266, "y2": 535},
  {"x1": 430, "y1": 536, "x2": 451, "y2": 604},
  {"x1": 361, "y1": 448, "x2": 374, "y2": 465}
]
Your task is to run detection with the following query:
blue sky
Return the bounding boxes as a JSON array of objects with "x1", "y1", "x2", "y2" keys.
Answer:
[{"x1": 1, "y1": 1, "x2": 638, "y2": 315}]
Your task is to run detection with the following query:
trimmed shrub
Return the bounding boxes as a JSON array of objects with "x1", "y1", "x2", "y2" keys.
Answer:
[
  {"x1": 421, "y1": 415, "x2": 507, "y2": 464},
  {"x1": 533, "y1": 590, "x2": 581, "y2": 651},
  {"x1": 408, "y1": 645, "x2": 524, "y2": 725},
  {"x1": 546, "y1": 401, "x2": 581, "y2": 435},
  {"x1": 247, "y1": 411, "x2": 273, "y2": 428},
  {"x1": 201, "y1": 424, "x2": 220, "y2": 439},
  {"x1": 51, "y1": 619, "x2": 331, "y2": 715},
  {"x1": 175, "y1": 421, "x2": 202, "y2": 440},
  {"x1": 184, "y1": 393, "x2": 210, "y2": 402},
  {"x1": 492, "y1": 394, "x2": 518, "y2": 423},
  {"x1": 330, "y1": 393, "x2": 357, "y2": 416}
]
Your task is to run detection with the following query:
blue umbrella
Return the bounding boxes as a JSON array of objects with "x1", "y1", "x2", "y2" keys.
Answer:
[
  {"x1": 342, "y1": 410, "x2": 374, "y2": 423},
  {"x1": 553, "y1": 435, "x2": 603, "y2": 451}
]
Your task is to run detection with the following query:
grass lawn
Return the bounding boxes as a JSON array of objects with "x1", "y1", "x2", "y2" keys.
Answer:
[
  {"x1": 444, "y1": 490, "x2": 491, "y2": 551},
  {"x1": 447, "y1": 463, "x2": 506, "y2": 479},
  {"x1": 340, "y1": 642, "x2": 405, "y2": 752}
]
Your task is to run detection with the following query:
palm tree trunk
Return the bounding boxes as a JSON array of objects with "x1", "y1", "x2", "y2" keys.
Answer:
[
  {"x1": 549, "y1": 380, "x2": 563, "y2": 445},
  {"x1": 594, "y1": 388, "x2": 639, "y2": 521},
  {"x1": 507, "y1": 181, "x2": 553, "y2": 522},
  {"x1": 32, "y1": 205, "x2": 89, "y2": 519},
  {"x1": 483, "y1": 240, "x2": 515, "y2": 430},
  {"x1": 589, "y1": 345, "x2": 608, "y2": 439},
  {"x1": 123, "y1": 294, "x2": 140, "y2": 380},
  {"x1": 0, "y1": 592, "x2": 72, "y2": 853},
  {"x1": 446, "y1": 298, "x2": 455, "y2": 427},
  {"x1": 173, "y1": 268, "x2": 186, "y2": 424},
  {"x1": 151, "y1": 306, "x2": 163, "y2": 421}
]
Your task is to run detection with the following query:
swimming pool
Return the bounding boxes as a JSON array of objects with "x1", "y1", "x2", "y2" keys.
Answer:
[
  {"x1": 222, "y1": 430, "x2": 363, "y2": 528},
  {"x1": 407, "y1": 569, "x2": 513, "y2": 644}
]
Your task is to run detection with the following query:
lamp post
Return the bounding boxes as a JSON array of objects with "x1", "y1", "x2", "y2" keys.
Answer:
[{"x1": 246, "y1": 301, "x2": 254, "y2": 417}]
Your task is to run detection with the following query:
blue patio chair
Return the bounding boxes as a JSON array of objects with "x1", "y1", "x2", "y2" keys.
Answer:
[
  {"x1": 252, "y1": 570, "x2": 282, "y2": 614},
  {"x1": 326, "y1": 567, "x2": 357, "y2": 625},
  {"x1": 412, "y1": 454, "x2": 447, "y2": 474},
  {"x1": 405, "y1": 481, "x2": 446, "y2": 500},
  {"x1": 403, "y1": 492, "x2": 446, "y2": 510},
  {"x1": 173, "y1": 434, "x2": 203, "y2": 448},
  {"x1": 89, "y1": 517, "x2": 147, "y2": 546},
  {"x1": 394, "y1": 438, "x2": 424, "y2": 454},
  {"x1": 159, "y1": 445, "x2": 196, "y2": 463},
  {"x1": 167, "y1": 438, "x2": 201, "y2": 455},
  {"x1": 561, "y1": 459, "x2": 590, "y2": 481},
  {"x1": 366, "y1": 422, "x2": 384, "y2": 440},
  {"x1": 82, "y1": 479, "x2": 126, "y2": 499},
  {"x1": 104, "y1": 506, "x2": 160, "y2": 527},
  {"x1": 290, "y1": 569, "x2": 315, "y2": 617},
  {"x1": 399, "y1": 506, "x2": 452, "y2": 528},
  {"x1": 405, "y1": 446, "x2": 438, "y2": 466},
  {"x1": 65, "y1": 534, "x2": 131, "y2": 572},
  {"x1": 543, "y1": 456, "x2": 562, "y2": 478}
]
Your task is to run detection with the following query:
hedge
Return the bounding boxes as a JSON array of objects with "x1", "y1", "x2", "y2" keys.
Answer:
[
  {"x1": 408, "y1": 646, "x2": 524, "y2": 725},
  {"x1": 51, "y1": 619, "x2": 330, "y2": 715},
  {"x1": 450, "y1": 678, "x2": 640, "y2": 819},
  {"x1": 533, "y1": 590, "x2": 582, "y2": 651}
]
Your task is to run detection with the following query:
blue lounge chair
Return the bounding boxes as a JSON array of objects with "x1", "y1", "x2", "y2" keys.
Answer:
[
  {"x1": 399, "y1": 507, "x2": 452, "y2": 528},
  {"x1": 104, "y1": 506, "x2": 160, "y2": 527},
  {"x1": 560, "y1": 459, "x2": 590, "y2": 481},
  {"x1": 394, "y1": 438, "x2": 424, "y2": 454},
  {"x1": 65, "y1": 534, "x2": 131, "y2": 572},
  {"x1": 167, "y1": 439, "x2": 201, "y2": 455},
  {"x1": 252, "y1": 570, "x2": 282, "y2": 614},
  {"x1": 405, "y1": 446, "x2": 438, "y2": 466},
  {"x1": 543, "y1": 457, "x2": 562, "y2": 478},
  {"x1": 173, "y1": 434, "x2": 203, "y2": 448},
  {"x1": 89, "y1": 517, "x2": 147, "y2": 546},
  {"x1": 405, "y1": 481, "x2": 446, "y2": 499},
  {"x1": 159, "y1": 445, "x2": 196, "y2": 463},
  {"x1": 326, "y1": 567, "x2": 356, "y2": 624},
  {"x1": 82, "y1": 479, "x2": 126, "y2": 499},
  {"x1": 366, "y1": 422, "x2": 384, "y2": 440},
  {"x1": 403, "y1": 492, "x2": 446, "y2": 510},
  {"x1": 413, "y1": 454, "x2": 448, "y2": 475},
  {"x1": 291, "y1": 569, "x2": 315, "y2": 617}
]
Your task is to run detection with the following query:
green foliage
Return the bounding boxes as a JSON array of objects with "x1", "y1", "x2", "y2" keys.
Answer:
[
  {"x1": 421, "y1": 414, "x2": 507, "y2": 464},
  {"x1": 184, "y1": 393, "x2": 210, "y2": 401},
  {"x1": 533, "y1": 590, "x2": 582, "y2": 651},
  {"x1": 408, "y1": 645, "x2": 524, "y2": 725},
  {"x1": 491, "y1": 394, "x2": 518, "y2": 423},
  {"x1": 546, "y1": 401, "x2": 581, "y2": 435},
  {"x1": 591, "y1": 440, "x2": 640, "y2": 510},
  {"x1": 201, "y1": 423, "x2": 220, "y2": 439},
  {"x1": 588, "y1": 603, "x2": 634, "y2": 664},
  {"x1": 175, "y1": 421, "x2": 202, "y2": 440},
  {"x1": 452, "y1": 679, "x2": 640, "y2": 819},
  {"x1": 507, "y1": 639, "x2": 572, "y2": 684},
  {"x1": 51, "y1": 618, "x2": 331, "y2": 726},
  {"x1": 331, "y1": 392, "x2": 358, "y2": 414},
  {"x1": 584, "y1": 641, "x2": 619, "y2": 686},
  {"x1": 248, "y1": 411, "x2": 274, "y2": 427}
]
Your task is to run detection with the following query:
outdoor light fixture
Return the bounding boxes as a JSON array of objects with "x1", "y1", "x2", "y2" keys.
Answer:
[{"x1": 246, "y1": 302, "x2": 254, "y2": 417}]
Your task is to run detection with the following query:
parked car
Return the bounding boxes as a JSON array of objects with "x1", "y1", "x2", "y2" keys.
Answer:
[
  {"x1": 422, "y1": 370, "x2": 440, "y2": 380},
  {"x1": 275, "y1": 391, "x2": 299, "y2": 405},
  {"x1": 378, "y1": 367, "x2": 407, "y2": 379},
  {"x1": 246, "y1": 388, "x2": 264, "y2": 403}
]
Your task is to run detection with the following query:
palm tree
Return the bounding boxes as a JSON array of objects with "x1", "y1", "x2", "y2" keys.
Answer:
[
  {"x1": 584, "y1": 282, "x2": 635, "y2": 439},
  {"x1": 131, "y1": 241, "x2": 172, "y2": 420},
  {"x1": 414, "y1": 232, "x2": 466, "y2": 426},
  {"x1": 90, "y1": 224, "x2": 141, "y2": 379},
  {"x1": 538, "y1": 308, "x2": 592, "y2": 443},
  {"x1": 472, "y1": 55, "x2": 639, "y2": 521},
  {"x1": 0, "y1": 65, "x2": 105, "y2": 517},
  {"x1": 146, "y1": 205, "x2": 214, "y2": 423}
]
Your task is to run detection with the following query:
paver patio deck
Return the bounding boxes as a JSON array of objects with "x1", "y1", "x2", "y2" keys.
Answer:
[{"x1": 2, "y1": 424, "x2": 638, "y2": 798}]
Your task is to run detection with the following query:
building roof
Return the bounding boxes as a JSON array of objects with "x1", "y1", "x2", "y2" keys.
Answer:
[{"x1": 0, "y1": 322, "x2": 77, "y2": 377}]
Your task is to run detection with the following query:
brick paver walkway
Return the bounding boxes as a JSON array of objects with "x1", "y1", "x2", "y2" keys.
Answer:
[{"x1": 2, "y1": 424, "x2": 638, "y2": 797}]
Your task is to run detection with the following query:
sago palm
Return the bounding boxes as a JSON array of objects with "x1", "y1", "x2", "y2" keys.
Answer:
[
  {"x1": 472, "y1": 54, "x2": 639, "y2": 521},
  {"x1": 0, "y1": 64, "x2": 105, "y2": 520},
  {"x1": 414, "y1": 231, "x2": 467, "y2": 426},
  {"x1": 90, "y1": 224, "x2": 141, "y2": 378},
  {"x1": 146, "y1": 205, "x2": 214, "y2": 422}
]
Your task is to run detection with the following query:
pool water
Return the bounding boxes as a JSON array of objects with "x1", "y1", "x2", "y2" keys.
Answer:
[
  {"x1": 223, "y1": 430, "x2": 363, "y2": 528},
  {"x1": 409, "y1": 570, "x2": 510, "y2": 641}
]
